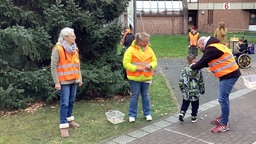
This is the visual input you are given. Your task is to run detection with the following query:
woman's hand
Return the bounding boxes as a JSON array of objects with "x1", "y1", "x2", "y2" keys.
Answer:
[
  {"x1": 145, "y1": 65, "x2": 152, "y2": 70},
  {"x1": 136, "y1": 66, "x2": 145, "y2": 72},
  {"x1": 55, "y1": 83, "x2": 61, "y2": 90}
]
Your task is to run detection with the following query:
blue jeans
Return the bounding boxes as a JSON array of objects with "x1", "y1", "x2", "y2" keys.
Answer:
[
  {"x1": 218, "y1": 77, "x2": 239, "y2": 125},
  {"x1": 129, "y1": 80, "x2": 151, "y2": 118},
  {"x1": 60, "y1": 83, "x2": 78, "y2": 124}
]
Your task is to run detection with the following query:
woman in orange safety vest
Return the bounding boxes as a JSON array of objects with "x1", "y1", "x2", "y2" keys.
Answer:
[
  {"x1": 51, "y1": 27, "x2": 83, "y2": 138},
  {"x1": 123, "y1": 32, "x2": 157, "y2": 123}
]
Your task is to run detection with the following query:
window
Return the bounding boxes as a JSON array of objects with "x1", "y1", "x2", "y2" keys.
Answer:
[
  {"x1": 136, "y1": 0, "x2": 182, "y2": 15},
  {"x1": 208, "y1": 10, "x2": 213, "y2": 24},
  {"x1": 249, "y1": 12, "x2": 256, "y2": 25}
]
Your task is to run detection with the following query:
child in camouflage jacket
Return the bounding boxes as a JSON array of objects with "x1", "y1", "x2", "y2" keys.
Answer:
[{"x1": 178, "y1": 54, "x2": 205, "y2": 123}]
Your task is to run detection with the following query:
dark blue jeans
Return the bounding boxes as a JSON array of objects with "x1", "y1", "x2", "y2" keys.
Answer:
[
  {"x1": 180, "y1": 99, "x2": 199, "y2": 117},
  {"x1": 59, "y1": 83, "x2": 78, "y2": 124}
]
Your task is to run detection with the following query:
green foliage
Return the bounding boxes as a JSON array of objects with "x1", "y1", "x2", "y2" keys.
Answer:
[
  {"x1": 0, "y1": 0, "x2": 130, "y2": 67},
  {"x1": 0, "y1": 85, "x2": 26, "y2": 110},
  {"x1": 0, "y1": 0, "x2": 131, "y2": 109},
  {"x1": 42, "y1": 0, "x2": 129, "y2": 62},
  {"x1": 0, "y1": 59, "x2": 57, "y2": 110},
  {"x1": 0, "y1": 0, "x2": 42, "y2": 28},
  {"x1": 78, "y1": 56, "x2": 129, "y2": 99},
  {"x1": 0, "y1": 26, "x2": 51, "y2": 69},
  {"x1": 84, "y1": 19, "x2": 123, "y2": 62}
]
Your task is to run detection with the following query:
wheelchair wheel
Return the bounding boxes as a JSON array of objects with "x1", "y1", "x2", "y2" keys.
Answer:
[{"x1": 237, "y1": 54, "x2": 251, "y2": 69}]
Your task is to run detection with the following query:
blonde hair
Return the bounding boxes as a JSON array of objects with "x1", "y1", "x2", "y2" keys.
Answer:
[
  {"x1": 56, "y1": 27, "x2": 74, "y2": 45},
  {"x1": 135, "y1": 32, "x2": 150, "y2": 45}
]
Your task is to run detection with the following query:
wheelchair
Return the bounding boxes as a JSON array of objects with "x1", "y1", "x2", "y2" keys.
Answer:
[
  {"x1": 235, "y1": 53, "x2": 251, "y2": 69},
  {"x1": 233, "y1": 45, "x2": 251, "y2": 69}
]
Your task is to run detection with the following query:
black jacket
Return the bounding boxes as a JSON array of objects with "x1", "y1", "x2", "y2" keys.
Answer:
[
  {"x1": 123, "y1": 32, "x2": 134, "y2": 48},
  {"x1": 238, "y1": 40, "x2": 248, "y2": 53},
  {"x1": 191, "y1": 37, "x2": 241, "y2": 80}
]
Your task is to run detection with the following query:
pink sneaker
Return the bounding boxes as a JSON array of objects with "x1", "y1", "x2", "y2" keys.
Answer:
[
  {"x1": 211, "y1": 124, "x2": 230, "y2": 133},
  {"x1": 211, "y1": 117, "x2": 221, "y2": 125},
  {"x1": 211, "y1": 117, "x2": 230, "y2": 126}
]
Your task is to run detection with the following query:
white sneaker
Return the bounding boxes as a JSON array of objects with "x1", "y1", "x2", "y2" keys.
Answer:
[
  {"x1": 129, "y1": 117, "x2": 135, "y2": 122},
  {"x1": 146, "y1": 115, "x2": 152, "y2": 121}
]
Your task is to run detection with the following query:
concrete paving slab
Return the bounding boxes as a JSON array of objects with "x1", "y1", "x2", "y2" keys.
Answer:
[{"x1": 127, "y1": 130, "x2": 149, "y2": 138}]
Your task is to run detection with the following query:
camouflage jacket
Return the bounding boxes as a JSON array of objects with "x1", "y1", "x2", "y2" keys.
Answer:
[{"x1": 179, "y1": 65, "x2": 205, "y2": 101}]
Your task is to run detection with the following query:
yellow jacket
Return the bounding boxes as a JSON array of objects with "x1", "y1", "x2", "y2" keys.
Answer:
[
  {"x1": 123, "y1": 41, "x2": 157, "y2": 82},
  {"x1": 214, "y1": 28, "x2": 227, "y2": 45}
]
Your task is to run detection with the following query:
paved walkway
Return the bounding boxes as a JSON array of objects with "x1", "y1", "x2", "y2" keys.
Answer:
[{"x1": 102, "y1": 54, "x2": 256, "y2": 144}]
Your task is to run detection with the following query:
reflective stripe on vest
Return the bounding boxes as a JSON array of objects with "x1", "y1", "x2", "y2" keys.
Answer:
[
  {"x1": 131, "y1": 62, "x2": 151, "y2": 72},
  {"x1": 208, "y1": 43, "x2": 239, "y2": 78},
  {"x1": 55, "y1": 45, "x2": 81, "y2": 82},
  {"x1": 189, "y1": 32, "x2": 199, "y2": 46},
  {"x1": 126, "y1": 45, "x2": 153, "y2": 78}
]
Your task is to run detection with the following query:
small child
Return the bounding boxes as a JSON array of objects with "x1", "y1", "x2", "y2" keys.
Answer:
[{"x1": 178, "y1": 54, "x2": 205, "y2": 123}]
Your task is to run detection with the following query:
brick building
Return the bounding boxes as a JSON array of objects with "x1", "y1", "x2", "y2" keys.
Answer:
[{"x1": 124, "y1": 0, "x2": 256, "y2": 35}]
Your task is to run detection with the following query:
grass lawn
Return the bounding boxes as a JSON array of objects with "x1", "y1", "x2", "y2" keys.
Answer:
[
  {"x1": 0, "y1": 75, "x2": 178, "y2": 144},
  {"x1": 150, "y1": 35, "x2": 188, "y2": 58},
  {"x1": 118, "y1": 35, "x2": 188, "y2": 58}
]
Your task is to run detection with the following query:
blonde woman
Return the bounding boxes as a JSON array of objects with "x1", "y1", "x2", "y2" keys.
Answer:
[{"x1": 123, "y1": 32, "x2": 157, "y2": 122}]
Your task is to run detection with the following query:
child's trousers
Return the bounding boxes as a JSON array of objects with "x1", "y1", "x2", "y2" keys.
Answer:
[{"x1": 180, "y1": 99, "x2": 199, "y2": 116}]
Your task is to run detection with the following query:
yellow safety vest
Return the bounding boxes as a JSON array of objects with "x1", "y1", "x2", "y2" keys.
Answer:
[{"x1": 126, "y1": 45, "x2": 154, "y2": 80}]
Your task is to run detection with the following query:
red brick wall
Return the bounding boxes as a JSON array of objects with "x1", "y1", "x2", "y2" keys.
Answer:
[
  {"x1": 136, "y1": 16, "x2": 184, "y2": 35},
  {"x1": 198, "y1": 9, "x2": 250, "y2": 33},
  {"x1": 135, "y1": 9, "x2": 249, "y2": 35}
]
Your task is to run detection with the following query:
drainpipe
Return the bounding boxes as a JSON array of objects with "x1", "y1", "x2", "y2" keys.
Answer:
[
  {"x1": 133, "y1": 0, "x2": 136, "y2": 34},
  {"x1": 182, "y1": 0, "x2": 188, "y2": 34}
]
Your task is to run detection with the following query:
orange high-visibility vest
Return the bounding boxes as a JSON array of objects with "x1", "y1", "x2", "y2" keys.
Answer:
[
  {"x1": 121, "y1": 28, "x2": 131, "y2": 43},
  {"x1": 55, "y1": 45, "x2": 81, "y2": 82},
  {"x1": 189, "y1": 32, "x2": 199, "y2": 46},
  {"x1": 126, "y1": 46, "x2": 154, "y2": 78},
  {"x1": 208, "y1": 43, "x2": 239, "y2": 78}
]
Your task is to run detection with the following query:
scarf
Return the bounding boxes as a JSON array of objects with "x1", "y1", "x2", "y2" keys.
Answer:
[{"x1": 61, "y1": 41, "x2": 77, "y2": 54}]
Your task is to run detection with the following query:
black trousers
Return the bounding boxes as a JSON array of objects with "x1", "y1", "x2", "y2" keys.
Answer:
[{"x1": 180, "y1": 99, "x2": 199, "y2": 117}]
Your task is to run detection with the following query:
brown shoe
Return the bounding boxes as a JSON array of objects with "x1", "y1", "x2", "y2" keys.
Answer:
[
  {"x1": 60, "y1": 128, "x2": 69, "y2": 138},
  {"x1": 67, "y1": 116, "x2": 80, "y2": 128},
  {"x1": 59, "y1": 123, "x2": 69, "y2": 138},
  {"x1": 69, "y1": 121, "x2": 80, "y2": 128}
]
